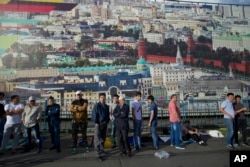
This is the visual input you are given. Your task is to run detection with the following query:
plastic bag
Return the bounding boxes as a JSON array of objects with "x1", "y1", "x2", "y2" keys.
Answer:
[{"x1": 154, "y1": 150, "x2": 170, "y2": 159}]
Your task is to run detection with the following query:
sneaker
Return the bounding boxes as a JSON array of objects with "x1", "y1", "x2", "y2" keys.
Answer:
[
  {"x1": 170, "y1": 144, "x2": 175, "y2": 147},
  {"x1": 175, "y1": 146, "x2": 185, "y2": 150},
  {"x1": 226, "y1": 144, "x2": 233, "y2": 149},
  {"x1": 242, "y1": 143, "x2": 250, "y2": 147},
  {"x1": 233, "y1": 143, "x2": 239, "y2": 147},
  {"x1": 72, "y1": 147, "x2": 77, "y2": 154},
  {"x1": 84, "y1": 147, "x2": 89, "y2": 153}
]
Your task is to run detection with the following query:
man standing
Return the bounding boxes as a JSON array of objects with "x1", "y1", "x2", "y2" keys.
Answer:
[
  {"x1": 45, "y1": 96, "x2": 61, "y2": 153},
  {"x1": 0, "y1": 95, "x2": 24, "y2": 154},
  {"x1": 110, "y1": 94, "x2": 119, "y2": 149},
  {"x1": 220, "y1": 93, "x2": 237, "y2": 149},
  {"x1": 168, "y1": 94, "x2": 185, "y2": 150},
  {"x1": 22, "y1": 96, "x2": 43, "y2": 153},
  {"x1": 70, "y1": 90, "x2": 89, "y2": 154},
  {"x1": 147, "y1": 95, "x2": 159, "y2": 150},
  {"x1": 132, "y1": 91, "x2": 143, "y2": 151},
  {"x1": 0, "y1": 92, "x2": 6, "y2": 146},
  {"x1": 233, "y1": 95, "x2": 249, "y2": 146},
  {"x1": 92, "y1": 93, "x2": 109, "y2": 160},
  {"x1": 113, "y1": 96, "x2": 132, "y2": 157}
]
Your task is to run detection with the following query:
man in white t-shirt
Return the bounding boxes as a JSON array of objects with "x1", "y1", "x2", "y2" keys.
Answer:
[{"x1": 0, "y1": 95, "x2": 24, "y2": 154}]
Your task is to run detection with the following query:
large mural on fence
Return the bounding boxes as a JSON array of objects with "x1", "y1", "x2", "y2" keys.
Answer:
[{"x1": 0, "y1": 0, "x2": 250, "y2": 107}]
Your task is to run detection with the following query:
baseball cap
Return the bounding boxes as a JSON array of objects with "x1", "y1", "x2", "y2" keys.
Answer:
[
  {"x1": 75, "y1": 90, "x2": 82, "y2": 95},
  {"x1": 28, "y1": 96, "x2": 36, "y2": 101}
]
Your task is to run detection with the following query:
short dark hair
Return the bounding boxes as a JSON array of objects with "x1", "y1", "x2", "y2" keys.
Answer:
[
  {"x1": 184, "y1": 120, "x2": 190, "y2": 124},
  {"x1": 227, "y1": 93, "x2": 234, "y2": 97},
  {"x1": 235, "y1": 95, "x2": 241, "y2": 99},
  {"x1": 135, "y1": 91, "x2": 141, "y2": 96},
  {"x1": 10, "y1": 95, "x2": 19, "y2": 101},
  {"x1": 0, "y1": 92, "x2": 5, "y2": 97},
  {"x1": 170, "y1": 94, "x2": 177, "y2": 99},
  {"x1": 113, "y1": 94, "x2": 119, "y2": 98},
  {"x1": 147, "y1": 95, "x2": 154, "y2": 101},
  {"x1": 99, "y1": 93, "x2": 106, "y2": 97},
  {"x1": 48, "y1": 96, "x2": 54, "y2": 101}
]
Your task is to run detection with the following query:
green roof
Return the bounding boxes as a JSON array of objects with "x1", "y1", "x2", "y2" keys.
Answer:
[
  {"x1": 0, "y1": 18, "x2": 39, "y2": 25},
  {"x1": 213, "y1": 36, "x2": 241, "y2": 41},
  {"x1": 137, "y1": 58, "x2": 147, "y2": 65},
  {"x1": 0, "y1": 35, "x2": 19, "y2": 49},
  {"x1": 0, "y1": 70, "x2": 16, "y2": 75}
]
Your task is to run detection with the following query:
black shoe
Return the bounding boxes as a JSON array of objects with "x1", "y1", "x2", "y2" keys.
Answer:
[
  {"x1": 37, "y1": 149, "x2": 42, "y2": 153},
  {"x1": 56, "y1": 148, "x2": 61, "y2": 153},
  {"x1": 97, "y1": 156, "x2": 104, "y2": 161},
  {"x1": 49, "y1": 146, "x2": 56, "y2": 150},
  {"x1": 127, "y1": 152, "x2": 132, "y2": 157},
  {"x1": 21, "y1": 149, "x2": 30, "y2": 154},
  {"x1": 111, "y1": 145, "x2": 116, "y2": 149},
  {"x1": 120, "y1": 152, "x2": 127, "y2": 156}
]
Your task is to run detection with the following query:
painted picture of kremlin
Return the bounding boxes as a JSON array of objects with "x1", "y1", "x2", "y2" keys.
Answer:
[{"x1": 0, "y1": 0, "x2": 250, "y2": 104}]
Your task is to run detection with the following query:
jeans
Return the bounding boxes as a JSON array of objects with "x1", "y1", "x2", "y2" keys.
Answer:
[
  {"x1": 0, "y1": 123, "x2": 21, "y2": 150},
  {"x1": 0, "y1": 118, "x2": 6, "y2": 145},
  {"x1": 133, "y1": 119, "x2": 142, "y2": 149},
  {"x1": 170, "y1": 122, "x2": 181, "y2": 147},
  {"x1": 94, "y1": 122, "x2": 107, "y2": 157},
  {"x1": 234, "y1": 119, "x2": 247, "y2": 144},
  {"x1": 110, "y1": 120, "x2": 116, "y2": 146},
  {"x1": 48, "y1": 123, "x2": 60, "y2": 149},
  {"x1": 24, "y1": 123, "x2": 42, "y2": 150},
  {"x1": 150, "y1": 121, "x2": 159, "y2": 149},
  {"x1": 224, "y1": 118, "x2": 235, "y2": 145}
]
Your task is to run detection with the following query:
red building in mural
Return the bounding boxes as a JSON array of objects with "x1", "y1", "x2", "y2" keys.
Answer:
[{"x1": 138, "y1": 33, "x2": 250, "y2": 74}]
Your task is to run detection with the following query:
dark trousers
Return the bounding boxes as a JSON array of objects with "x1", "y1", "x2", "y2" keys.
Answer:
[
  {"x1": 182, "y1": 133, "x2": 202, "y2": 143},
  {"x1": 0, "y1": 118, "x2": 6, "y2": 145},
  {"x1": 24, "y1": 123, "x2": 42, "y2": 150},
  {"x1": 117, "y1": 129, "x2": 131, "y2": 154},
  {"x1": 94, "y1": 122, "x2": 107, "y2": 156},
  {"x1": 234, "y1": 119, "x2": 247, "y2": 144},
  {"x1": 72, "y1": 120, "x2": 88, "y2": 148},
  {"x1": 48, "y1": 123, "x2": 60, "y2": 149}
]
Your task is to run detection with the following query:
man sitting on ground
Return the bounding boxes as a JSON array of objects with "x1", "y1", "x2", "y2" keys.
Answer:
[{"x1": 181, "y1": 120, "x2": 206, "y2": 146}]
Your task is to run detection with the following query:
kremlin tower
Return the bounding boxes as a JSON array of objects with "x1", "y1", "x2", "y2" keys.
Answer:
[{"x1": 138, "y1": 30, "x2": 146, "y2": 59}]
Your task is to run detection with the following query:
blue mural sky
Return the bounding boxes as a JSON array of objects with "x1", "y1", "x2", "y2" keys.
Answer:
[{"x1": 175, "y1": 0, "x2": 250, "y2": 5}]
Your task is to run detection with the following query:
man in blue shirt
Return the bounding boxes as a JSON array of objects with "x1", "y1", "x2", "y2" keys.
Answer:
[
  {"x1": 220, "y1": 93, "x2": 236, "y2": 149},
  {"x1": 92, "y1": 93, "x2": 110, "y2": 161},
  {"x1": 147, "y1": 95, "x2": 159, "y2": 150},
  {"x1": 132, "y1": 91, "x2": 143, "y2": 151},
  {"x1": 45, "y1": 96, "x2": 61, "y2": 153}
]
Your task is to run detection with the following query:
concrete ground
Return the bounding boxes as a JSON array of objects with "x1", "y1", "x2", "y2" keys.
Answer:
[{"x1": 0, "y1": 133, "x2": 250, "y2": 167}]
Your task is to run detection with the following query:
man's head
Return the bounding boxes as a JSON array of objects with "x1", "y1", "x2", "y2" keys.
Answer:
[
  {"x1": 48, "y1": 96, "x2": 55, "y2": 105},
  {"x1": 99, "y1": 93, "x2": 106, "y2": 104},
  {"x1": 235, "y1": 95, "x2": 241, "y2": 104},
  {"x1": 119, "y1": 96, "x2": 125, "y2": 105},
  {"x1": 170, "y1": 94, "x2": 177, "y2": 102},
  {"x1": 75, "y1": 90, "x2": 83, "y2": 100},
  {"x1": 184, "y1": 120, "x2": 190, "y2": 126},
  {"x1": 147, "y1": 95, "x2": 154, "y2": 104},
  {"x1": 28, "y1": 96, "x2": 36, "y2": 106},
  {"x1": 11, "y1": 95, "x2": 19, "y2": 104},
  {"x1": 135, "y1": 91, "x2": 141, "y2": 101},
  {"x1": 0, "y1": 92, "x2": 5, "y2": 100},
  {"x1": 113, "y1": 94, "x2": 119, "y2": 104},
  {"x1": 226, "y1": 93, "x2": 234, "y2": 102}
]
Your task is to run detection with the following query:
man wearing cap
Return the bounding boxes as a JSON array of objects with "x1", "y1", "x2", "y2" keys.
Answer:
[
  {"x1": 70, "y1": 90, "x2": 89, "y2": 154},
  {"x1": 22, "y1": 96, "x2": 42, "y2": 153}
]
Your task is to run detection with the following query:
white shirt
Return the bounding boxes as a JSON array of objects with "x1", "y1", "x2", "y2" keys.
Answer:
[{"x1": 4, "y1": 103, "x2": 24, "y2": 124}]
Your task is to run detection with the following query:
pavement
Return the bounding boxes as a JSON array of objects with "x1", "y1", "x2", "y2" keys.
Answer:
[{"x1": 0, "y1": 133, "x2": 250, "y2": 167}]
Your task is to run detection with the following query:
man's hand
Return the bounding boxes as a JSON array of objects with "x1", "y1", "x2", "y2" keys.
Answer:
[{"x1": 148, "y1": 122, "x2": 151, "y2": 127}]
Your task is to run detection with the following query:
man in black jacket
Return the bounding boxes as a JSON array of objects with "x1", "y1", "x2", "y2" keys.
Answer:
[
  {"x1": 113, "y1": 96, "x2": 131, "y2": 157},
  {"x1": 92, "y1": 93, "x2": 109, "y2": 160}
]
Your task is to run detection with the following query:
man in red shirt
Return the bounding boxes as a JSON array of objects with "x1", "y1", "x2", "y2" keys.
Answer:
[{"x1": 168, "y1": 94, "x2": 185, "y2": 149}]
